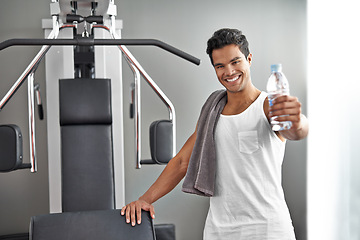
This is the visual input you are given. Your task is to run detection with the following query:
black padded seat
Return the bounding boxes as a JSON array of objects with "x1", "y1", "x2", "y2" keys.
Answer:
[
  {"x1": 0, "y1": 233, "x2": 29, "y2": 240},
  {"x1": 29, "y1": 210, "x2": 156, "y2": 240}
]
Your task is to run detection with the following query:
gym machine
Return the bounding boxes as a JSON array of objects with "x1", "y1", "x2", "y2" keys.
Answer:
[{"x1": 0, "y1": 0, "x2": 200, "y2": 239}]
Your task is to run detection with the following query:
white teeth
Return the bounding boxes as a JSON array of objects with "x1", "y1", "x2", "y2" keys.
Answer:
[{"x1": 226, "y1": 76, "x2": 239, "y2": 82}]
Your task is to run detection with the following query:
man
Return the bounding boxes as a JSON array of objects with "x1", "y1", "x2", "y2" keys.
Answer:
[{"x1": 121, "y1": 28, "x2": 309, "y2": 239}]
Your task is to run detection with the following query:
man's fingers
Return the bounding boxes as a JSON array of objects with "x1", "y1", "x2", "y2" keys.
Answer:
[
  {"x1": 270, "y1": 101, "x2": 301, "y2": 112},
  {"x1": 149, "y1": 205, "x2": 155, "y2": 219},
  {"x1": 130, "y1": 203, "x2": 136, "y2": 226},
  {"x1": 272, "y1": 95, "x2": 297, "y2": 104},
  {"x1": 125, "y1": 205, "x2": 131, "y2": 224},
  {"x1": 270, "y1": 107, "x2": 301, "y2": 118},
  {"x1": 272, "y1": 114, "x2": 301, "y2": 123},
  {"x1": 136, "y1": 202, "x2": 142, "y2": 225},
  {"x1": 121, "y1": 206, "x2": 125, "y2": 215}
]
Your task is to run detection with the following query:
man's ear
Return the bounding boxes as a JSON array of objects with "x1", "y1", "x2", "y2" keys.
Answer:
[{"x1": 247, "y1": 53, "x2": 253, "y2": 65}]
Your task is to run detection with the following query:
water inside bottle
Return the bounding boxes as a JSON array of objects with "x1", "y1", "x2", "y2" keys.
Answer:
[{"x1": 268, "y1": 93, "x2": 293, "y2": 131}]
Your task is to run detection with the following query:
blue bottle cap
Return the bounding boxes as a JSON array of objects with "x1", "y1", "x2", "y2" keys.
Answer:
[{"x1": 271, "y1": 64, "x2": 282, "y2": 72}]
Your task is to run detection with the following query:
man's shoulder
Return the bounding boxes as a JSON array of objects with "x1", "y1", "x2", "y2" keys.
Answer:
[
  {"x1": 199, "y1": 89, "x2": 227, "y2": 114},
  {"x1": 207, "y1": 89, "x2": 227, "y2": 102}
]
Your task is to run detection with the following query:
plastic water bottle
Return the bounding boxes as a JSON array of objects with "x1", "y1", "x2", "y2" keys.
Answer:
[{"x1": 266, "y1": 64, "x2": 292, "y2": 131}]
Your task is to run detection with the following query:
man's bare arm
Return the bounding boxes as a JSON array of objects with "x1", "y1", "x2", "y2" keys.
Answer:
[{"x1": 121, "y1": 130, "x2": 197, "y2": 226}]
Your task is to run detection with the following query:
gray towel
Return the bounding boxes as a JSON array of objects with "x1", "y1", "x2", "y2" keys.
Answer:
[{"x1": 182, "y1": 90, "x2": 227, "y2": 197}]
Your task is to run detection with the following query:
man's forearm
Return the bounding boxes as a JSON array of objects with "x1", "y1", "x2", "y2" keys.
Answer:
[
  {"x1": 139, "y1": 131, "x2": 196, "y2": 204},
  {"x1": 139, "y1": 156, "x2": 188, "y2": 204}
]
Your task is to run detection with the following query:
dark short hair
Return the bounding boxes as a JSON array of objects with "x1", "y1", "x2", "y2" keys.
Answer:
[{"x1": 206, "y1": 28, "x2": 250, "y2": 66}]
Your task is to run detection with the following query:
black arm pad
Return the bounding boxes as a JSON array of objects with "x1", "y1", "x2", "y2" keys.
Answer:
[{"x1": 149, "y1": 120, "x2": 173, "y2": 164}]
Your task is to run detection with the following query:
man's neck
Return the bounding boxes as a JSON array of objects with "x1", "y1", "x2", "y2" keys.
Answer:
[{"x1": 223, "y1": 85, "x2": 261, "y2": 115}]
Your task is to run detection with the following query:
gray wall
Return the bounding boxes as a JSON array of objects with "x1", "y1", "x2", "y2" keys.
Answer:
[
  {"x1": 0, "y1": 0, "x2": 51, "y2": 235},
  {"x1": 0, "y1": 0, "x2": 307, "y2": 239}
]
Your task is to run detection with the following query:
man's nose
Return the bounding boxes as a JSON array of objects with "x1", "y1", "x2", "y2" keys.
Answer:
[{"x1": 224, "y1": 65, "x2": 235, "y2": 76}]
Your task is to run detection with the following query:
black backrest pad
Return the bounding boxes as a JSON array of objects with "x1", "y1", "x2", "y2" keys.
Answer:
[
  {"x1": 30, "y1": 210, "x2": 156, "y2": 240},
  {"x1": 59, "y1": 79, "x2": 112, "y2": 125},
  {"x1": 59, "y1": 79, "x2": 114, "y2": 212}
]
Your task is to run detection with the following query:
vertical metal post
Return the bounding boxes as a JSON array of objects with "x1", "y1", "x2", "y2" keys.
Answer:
[
  {"x1": 131, "y1": 62, "x2": 141, "y2": 169},
  {"x1": 27, "y1": 73, "x2": 37, "y2": 172},
  {"x1": 115, "y1": 49, "x2": 141, "y2": 168}
]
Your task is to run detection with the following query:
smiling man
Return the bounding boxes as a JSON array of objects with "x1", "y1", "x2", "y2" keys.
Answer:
[{"x1": 121, "y1": 28, "x2": 309, "y2": 240}]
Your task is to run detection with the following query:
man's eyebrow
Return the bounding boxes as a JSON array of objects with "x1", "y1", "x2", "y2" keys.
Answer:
[
  {"x1": 230, "y1": 56, "x2": 242, "y2": 62},
  {"x1": 214, "y1": 56, "x2": 242, "y2": 67}
]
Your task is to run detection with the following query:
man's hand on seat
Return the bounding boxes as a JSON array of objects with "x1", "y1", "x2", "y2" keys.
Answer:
[{"x1": 121, "y1": 199, "x2": 155, "y2": 226}]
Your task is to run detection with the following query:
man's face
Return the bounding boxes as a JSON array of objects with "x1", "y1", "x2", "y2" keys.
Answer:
[{"x1": 212, "y1": 44, "x2": 252, "y2": 93}]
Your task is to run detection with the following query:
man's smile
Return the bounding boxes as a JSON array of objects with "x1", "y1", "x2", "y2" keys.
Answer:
[{"x1": 225, "y1": 74, "x2": 241, "y2": 82}]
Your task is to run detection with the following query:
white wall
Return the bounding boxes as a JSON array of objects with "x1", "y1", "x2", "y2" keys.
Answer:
[
  {"x1": 0, "y1": 0, "x2": 307, "y2": 239},
  {"x1": 307, "y1": 0, "x2": 360, "y2": 239}
]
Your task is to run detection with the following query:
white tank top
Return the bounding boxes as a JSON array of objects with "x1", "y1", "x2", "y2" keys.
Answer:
[{"x1": 203, "y1": 92, "x2": 296, "y2": 240}]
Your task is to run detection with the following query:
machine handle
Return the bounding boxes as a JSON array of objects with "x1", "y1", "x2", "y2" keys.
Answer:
[
  {"x1": 34, "y1": 83, "x2": 44, "y2": 120},
  {"x1": 0, "y1": 38, "x2": 201, "y2": 66}
]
